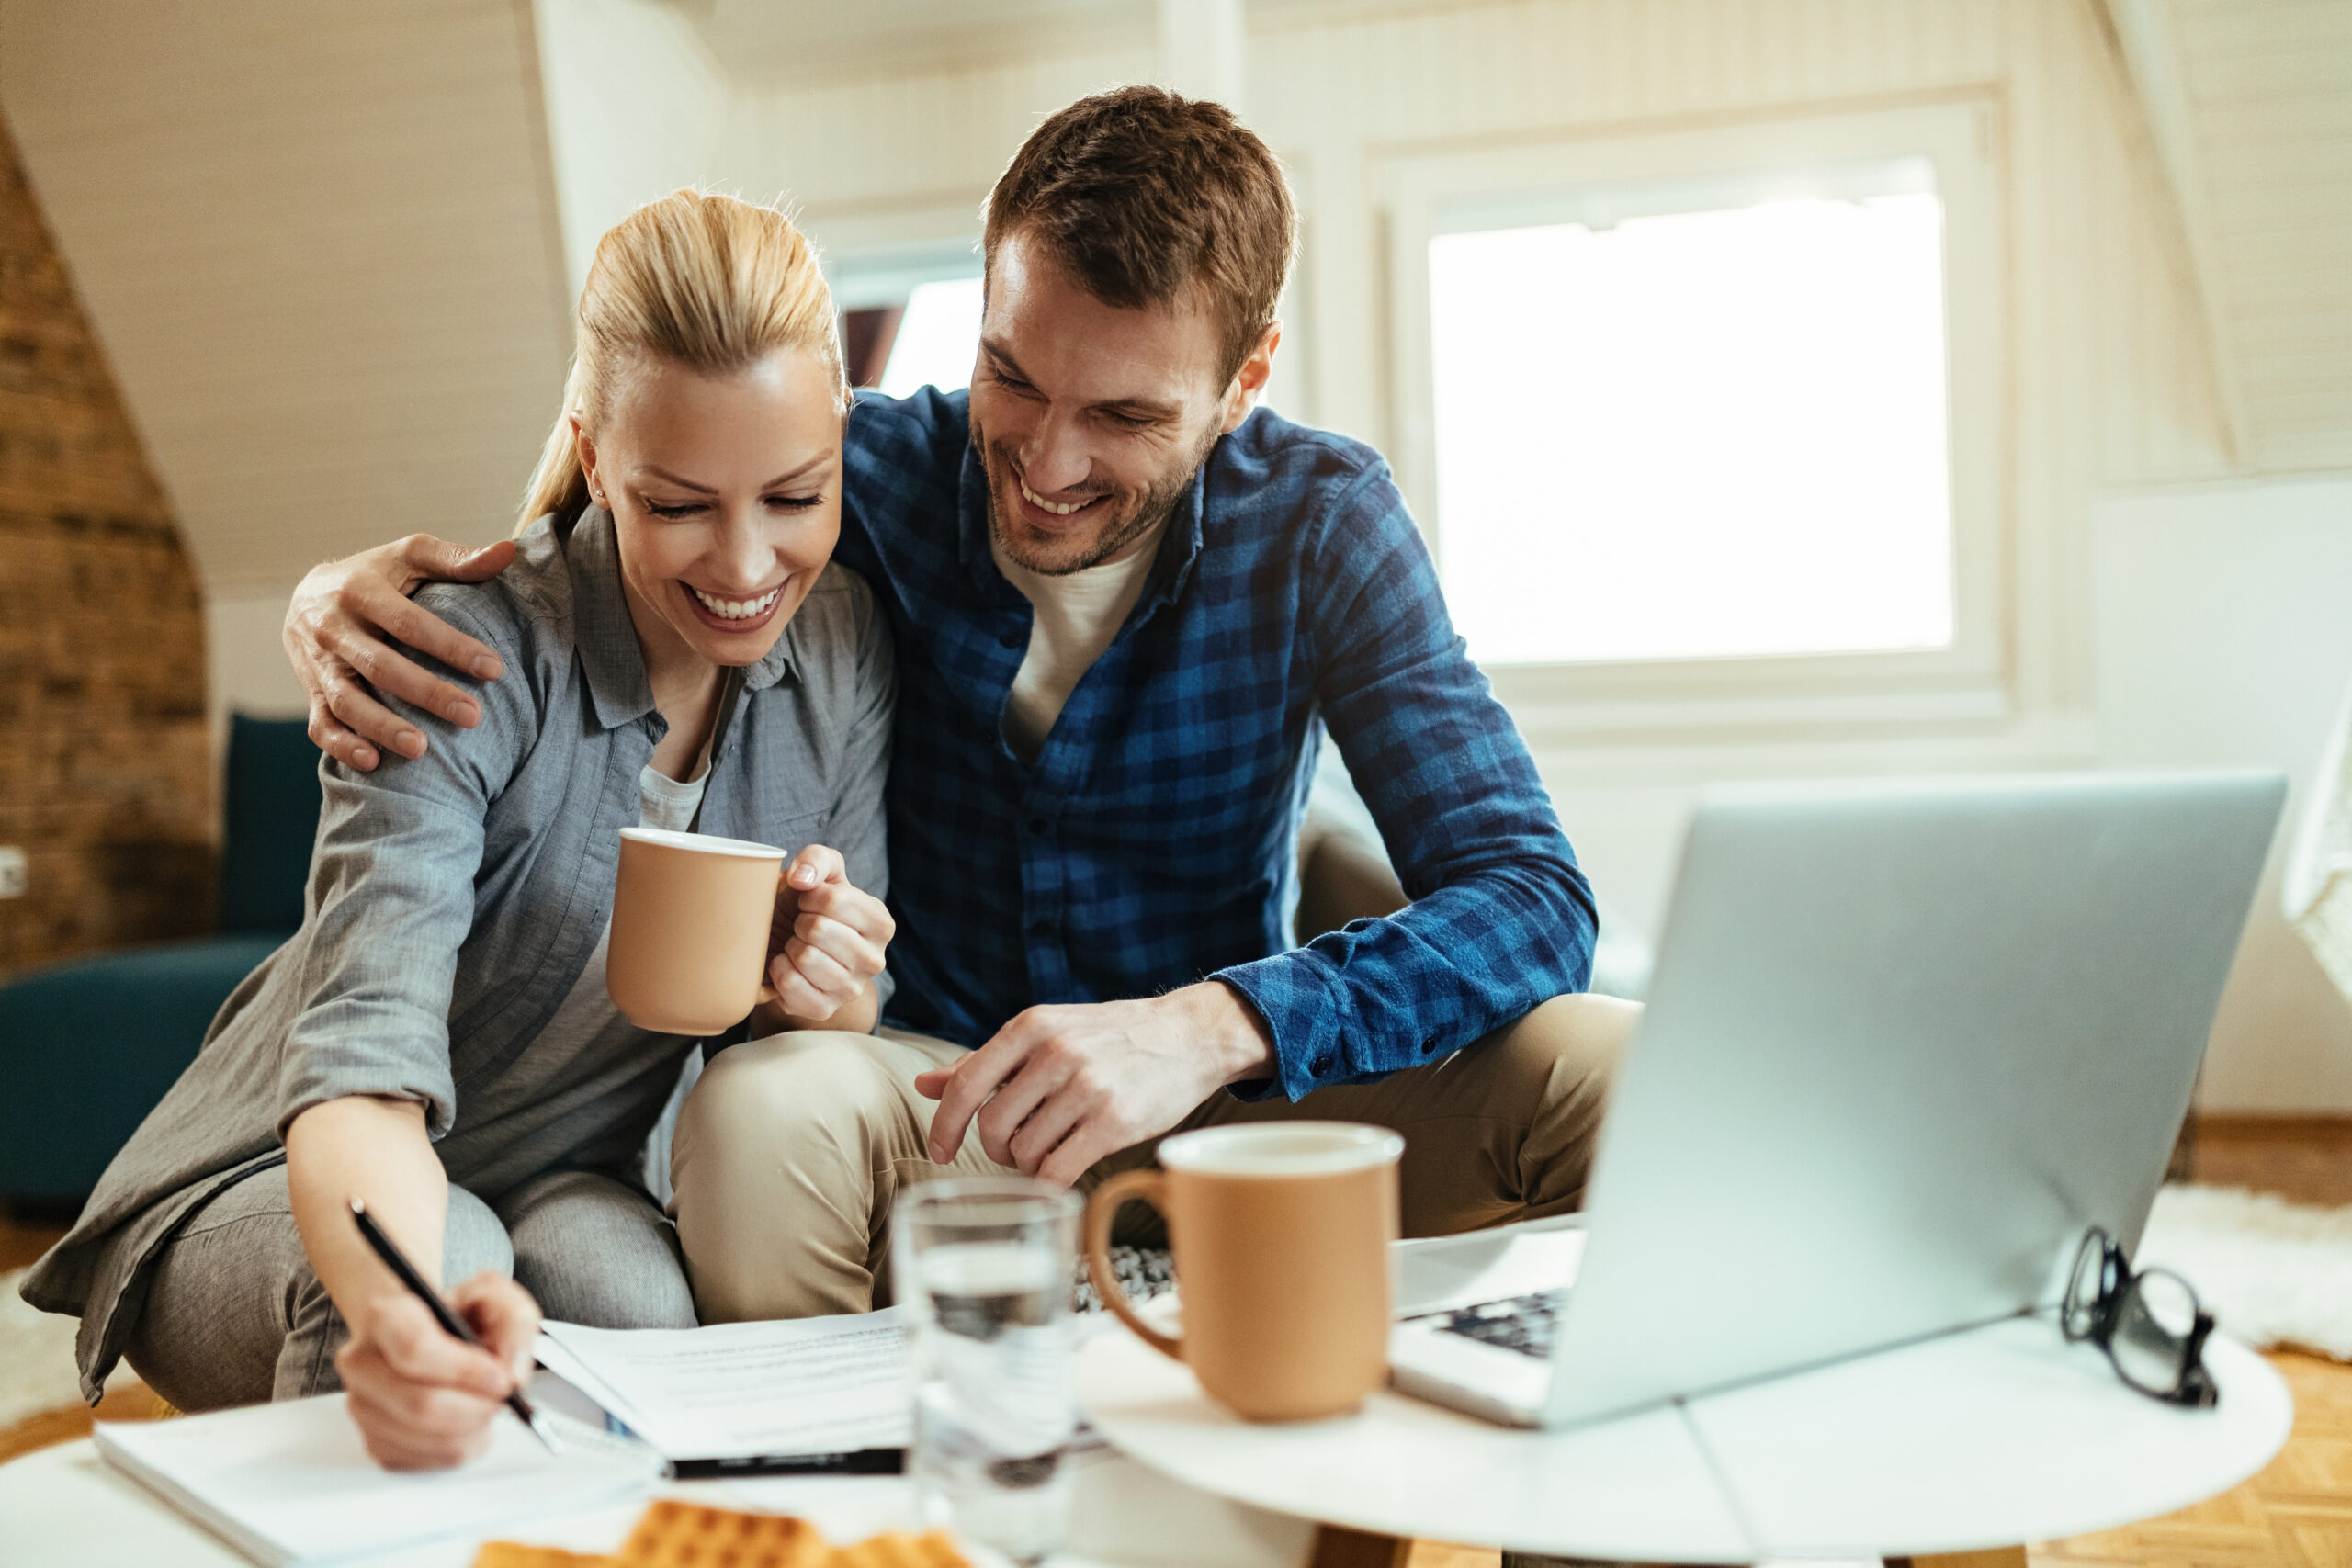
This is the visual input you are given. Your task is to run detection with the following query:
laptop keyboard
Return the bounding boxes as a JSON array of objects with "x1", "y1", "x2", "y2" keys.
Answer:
[{"x1": 1427, "y1": 1290, "x2": 1566, "y2": 1359}]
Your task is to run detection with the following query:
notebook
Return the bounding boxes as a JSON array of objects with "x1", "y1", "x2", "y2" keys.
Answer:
[{"x1": 96, "y1": 1394, "x2": 662, "y2": 1567}]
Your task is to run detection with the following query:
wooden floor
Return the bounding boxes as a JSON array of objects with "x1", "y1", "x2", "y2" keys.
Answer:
[{"x1": 5, "y1": 1115, "x2": 2348, "y2": 1565}]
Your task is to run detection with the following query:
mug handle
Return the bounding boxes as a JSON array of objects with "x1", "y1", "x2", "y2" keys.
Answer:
[
  {"x1": 1084, "y1": 1168, "x2": 1183, "y2": 1362},
  {"x1": 753, "y1": 862, "x2": 789, "y2": 1010}
]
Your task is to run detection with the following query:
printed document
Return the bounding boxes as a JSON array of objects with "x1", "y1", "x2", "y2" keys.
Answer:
[{"x1": 537, "y1": 1306, "x2": 910, "y2": 1461}]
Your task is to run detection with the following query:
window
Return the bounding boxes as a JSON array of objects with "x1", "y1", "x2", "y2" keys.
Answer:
[
  {"x1": 878, "y1": 276, "x2": 984, "y2": 397},
  {"x1": 1382, "y1": 102, "x2": 2005, "y2": 728},
  {"x1": 825, "y1": 243, "x2": 983, "y2": 394},
  {"x1": 1430, "y1": 161, "x2": 1952, "y2": 666}
]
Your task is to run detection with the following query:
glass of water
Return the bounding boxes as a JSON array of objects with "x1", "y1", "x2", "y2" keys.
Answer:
[{"x1": 894, "y1": 1177, "x2": 1081, "y2": 1565}]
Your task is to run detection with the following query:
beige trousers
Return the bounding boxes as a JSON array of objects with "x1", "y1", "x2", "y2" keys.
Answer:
[{"x1": 671, "y1": 993, "x2": 1640, "y2": 1324}]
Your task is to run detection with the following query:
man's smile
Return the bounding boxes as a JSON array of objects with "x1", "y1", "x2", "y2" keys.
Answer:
[{"x1": 1016, "y1": 476, "x2": 1109, "y2": 524}]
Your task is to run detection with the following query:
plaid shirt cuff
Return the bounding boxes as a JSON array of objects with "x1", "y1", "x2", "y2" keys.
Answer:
[{"x1": 1215, "y1": 951, "x2": 1348, "y2": 1101}]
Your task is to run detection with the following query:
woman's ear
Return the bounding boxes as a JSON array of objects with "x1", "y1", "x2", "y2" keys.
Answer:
[{"x1": 573, "y1": 415, "x2": 607, "y2": 509}]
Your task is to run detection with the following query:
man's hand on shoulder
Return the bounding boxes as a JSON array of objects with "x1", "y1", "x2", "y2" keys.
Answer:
[
  {"x1": 914, "y1": 981, "x2": 1275, "y2": 1187},
  {"x1": 284, "y1": 536, "x2": 517, "y2": 771}
]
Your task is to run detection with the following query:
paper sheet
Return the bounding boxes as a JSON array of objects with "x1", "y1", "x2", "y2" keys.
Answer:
[
  {"x1": 537, "y1": 1307, "x2": 910, "y2": 1461},
  {"x1": 95, "y1": 1395, "x2": 660, "y2": 1567}
]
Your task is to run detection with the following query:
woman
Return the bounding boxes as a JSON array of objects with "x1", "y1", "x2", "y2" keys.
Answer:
[{"x1": 22, "y1": 191, "x2": 895, "y2": 1469}]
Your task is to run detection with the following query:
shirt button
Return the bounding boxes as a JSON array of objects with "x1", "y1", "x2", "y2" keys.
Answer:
[
  {"x1": 998, "y1": 629, "x2": 1022, "y2": 649},
  {"x1": 1312, "y1": 1054, "x2": 1334, "y2": 1076},
  {"x1": 1419, "y1": 1038, "x2": 1437, "y2": 1055},
  {"x1": 1026, "y1": 918, "x2": 1054, "y2": 938},
  {"x1": 1025, "y1": 817, "x2": 1050, "y2": 836}
]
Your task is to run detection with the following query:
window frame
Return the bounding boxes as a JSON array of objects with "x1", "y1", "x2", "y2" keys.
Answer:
[{"x1": 1380, "y1": 98, "x2": 2008, "y2": 740}]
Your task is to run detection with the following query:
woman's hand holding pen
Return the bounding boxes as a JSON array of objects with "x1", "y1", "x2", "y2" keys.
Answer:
[
  {"x1": 757, "y1": 844, "x2": 894, "y2": 1031},
  {"x1": 336, "y1": 1273, "x2": 541, "y2": 1471}
]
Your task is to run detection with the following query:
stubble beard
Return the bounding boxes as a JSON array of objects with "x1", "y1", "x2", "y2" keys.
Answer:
[{"x1": 975, "y1": 417, "x2": 1219, "y2": 578}]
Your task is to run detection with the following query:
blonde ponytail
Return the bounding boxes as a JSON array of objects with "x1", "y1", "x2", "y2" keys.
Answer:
[{"x1": 518, "y1": 190, "x2": 847, "y2": 533}]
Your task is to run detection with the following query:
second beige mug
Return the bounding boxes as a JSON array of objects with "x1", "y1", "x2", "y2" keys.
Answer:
[
  {"x1": 606, "y1": 827, "x2": 787, "y2": 1034},
  {"x1": 1083, "y1": 1122, "x2": 1403, "y2": 1422}
]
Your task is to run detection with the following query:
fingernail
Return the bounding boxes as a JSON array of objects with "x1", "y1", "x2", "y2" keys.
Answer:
[
  {"x1": 396, "y1": 729, "x2": 424, "y2": 757},
  {"x1": 473, "y1": 656, "x2": 502, "y2": 679},
  {"x1": 355, "y1": 747, "x2": 376, "y2": 769},
  {"x1": 450, "y1": 699, "x2": 480, "y2": 726}
]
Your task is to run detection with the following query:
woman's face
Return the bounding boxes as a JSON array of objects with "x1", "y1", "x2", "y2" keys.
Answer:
[{"x1": 577, "y1": 346, "x2": 842, "y2": 671}]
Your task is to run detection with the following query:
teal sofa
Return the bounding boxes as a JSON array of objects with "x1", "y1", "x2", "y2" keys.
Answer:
[{"x1": 0, "y1": 716, "x2": 320, "y2": 1207}]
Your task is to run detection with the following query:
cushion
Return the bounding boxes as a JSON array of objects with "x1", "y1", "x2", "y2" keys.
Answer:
[
  {"x1": 0, "y1": 933, "x2": 289, "y2": 1202},
  {"x1": 218, "y1": 714, "x2": 322, "y2": 934}
]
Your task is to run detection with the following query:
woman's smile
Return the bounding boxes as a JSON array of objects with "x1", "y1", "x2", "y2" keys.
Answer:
[{"x1": 681, "y1": 579, "x2": 787, "y2": 635}]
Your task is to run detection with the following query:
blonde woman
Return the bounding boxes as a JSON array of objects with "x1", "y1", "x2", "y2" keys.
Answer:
[{"x1": 24, "y1": 192, "x2": 895, "y2": 1469}]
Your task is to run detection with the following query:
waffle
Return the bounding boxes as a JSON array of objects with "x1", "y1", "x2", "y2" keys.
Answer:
[
  {"x1": 613, "y1": 1499, "x2": 835, "y2": 1568},
  {"x1": 826, "y1": 1530, "x2": 970, "y2": 1568},
  {"x1": 470, "y1": 1546, "x2": 615, "y2": 1568},
  {"x1": 471, "y1": 1501, "x2": 974, "y2": 1568}
]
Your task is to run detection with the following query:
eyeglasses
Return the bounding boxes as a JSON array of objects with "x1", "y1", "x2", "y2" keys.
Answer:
[{"x1": 2061, "y1": 1226, "x2": 2217, "y2": 1408}]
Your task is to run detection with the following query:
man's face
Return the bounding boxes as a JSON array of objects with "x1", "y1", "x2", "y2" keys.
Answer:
[{"x1": 967, "y1": 229, "x2": 1273, "y2": 576}]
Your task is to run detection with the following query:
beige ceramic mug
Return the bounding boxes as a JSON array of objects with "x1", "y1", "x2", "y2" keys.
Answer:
[
  {"x1": 606, "y1": 827, "x2": 788, "y2": 1035},
  {"x1": 1083, "y1": 1122, "x2": 1403, "y2": 1422}
]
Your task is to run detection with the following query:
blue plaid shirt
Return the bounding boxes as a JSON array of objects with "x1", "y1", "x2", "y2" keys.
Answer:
[{"x1": 834, "y1": 389, "x2": 1595, "y2": 1100}]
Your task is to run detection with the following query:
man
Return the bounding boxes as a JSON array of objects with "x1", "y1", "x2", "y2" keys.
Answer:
[{"x1": 285, "y1": 87, "x2": 1635, "y2": 1319}]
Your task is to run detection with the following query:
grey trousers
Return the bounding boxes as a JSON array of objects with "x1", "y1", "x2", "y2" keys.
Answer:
[{"x1": 122, "y1": 1164, "x2": 695, "y2": 1412}]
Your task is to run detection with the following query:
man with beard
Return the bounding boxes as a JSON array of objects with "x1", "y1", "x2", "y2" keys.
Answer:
[{"x1": 282, "y1": 87, "x2": 1636, "y2": 1320}]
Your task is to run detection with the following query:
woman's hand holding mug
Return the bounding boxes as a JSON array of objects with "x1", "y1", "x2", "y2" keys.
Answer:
[
  {"x1": 763, "y1": 843, "x2": 894, "y2": 1025},
  {"x1": 605, "y1": 829, "x2": 890, "y2": 1036}
]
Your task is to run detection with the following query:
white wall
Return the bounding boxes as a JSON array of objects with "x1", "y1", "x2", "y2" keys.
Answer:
[
  {"x1": 535, "y1": 0, "x2": 731, "y2": 299},
  {"x1": 2095, "y1": 476, "x2": 2352, "y2": 1111},
  {"x1": 208, "y1": 592, "x2": 311, "y2": 736}
]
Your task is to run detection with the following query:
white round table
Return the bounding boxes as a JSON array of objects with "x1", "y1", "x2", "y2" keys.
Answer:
[
  {"x1": 1077, "y1": 1313, "x2": 2294, "y2": 1562},
  {"x1": 0, "y1": 1436, "x2": 1317, "y2": 1568}
]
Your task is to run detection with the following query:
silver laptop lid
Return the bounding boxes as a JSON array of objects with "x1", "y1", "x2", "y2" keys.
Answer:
[{"x1": 1545, "y1": 771, "x2": 2284, "y2": 1427}]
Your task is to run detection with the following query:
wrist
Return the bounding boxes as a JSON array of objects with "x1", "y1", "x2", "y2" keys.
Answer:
[{"x1": 1201, "y1": 980, "x2": 1276, "y2": 1084}]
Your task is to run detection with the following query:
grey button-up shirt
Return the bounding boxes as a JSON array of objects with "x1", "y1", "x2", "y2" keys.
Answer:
[{"x1": 26, "y1": 509, "x2": 894, "y2": 1400}]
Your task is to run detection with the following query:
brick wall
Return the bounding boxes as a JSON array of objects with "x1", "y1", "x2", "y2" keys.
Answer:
[{"x1": 0, "y1": 112, "x2": 210, "y2": 978}]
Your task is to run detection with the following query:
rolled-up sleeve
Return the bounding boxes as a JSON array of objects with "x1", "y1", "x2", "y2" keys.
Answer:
[
  {"x1": 1215, "y1": 467, "x2": 1597, "y2": 1101},
  {"x1": 274, "y1": 598, "x2": 529, "y2": 1139}
]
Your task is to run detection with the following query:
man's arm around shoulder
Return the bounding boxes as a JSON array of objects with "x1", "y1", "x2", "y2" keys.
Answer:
[{"x1": 283, "y1": 535, "x2": 518, "y2": 771}]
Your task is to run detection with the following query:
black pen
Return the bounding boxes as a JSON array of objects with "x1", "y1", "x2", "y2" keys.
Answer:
[
  {"x1": 349, "y1": 1197, "x2": 562, "y2": 1455},
  {"x1": 667, "y1": 1448, "x2": 905, "y2": 1480}
]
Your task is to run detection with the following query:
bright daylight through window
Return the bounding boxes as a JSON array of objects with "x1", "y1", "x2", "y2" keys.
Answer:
[
  {"x1": 879, "y1": 276, "x2": 985, "y2": 398},
  {"x1": 1428, "y1": 158, "x2": 1954, "y2": 666}
]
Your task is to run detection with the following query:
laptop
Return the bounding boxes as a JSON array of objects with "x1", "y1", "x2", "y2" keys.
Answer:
[{"x1": 1388, "y1": 771, "x2": 2285, "y2": 1429}]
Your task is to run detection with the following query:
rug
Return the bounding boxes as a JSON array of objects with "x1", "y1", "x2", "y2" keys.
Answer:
[
  {"x1": 2137, "y1": 1182, "x2": 2352, "y2": 1359},
  {"x1": 0, "y1": 1265, "x2": 133, "y2": 1428}
]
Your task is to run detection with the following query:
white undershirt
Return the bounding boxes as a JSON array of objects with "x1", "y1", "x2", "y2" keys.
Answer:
[{"x1": 991, "y1": 525, "x2": 1165, "y2": 762}]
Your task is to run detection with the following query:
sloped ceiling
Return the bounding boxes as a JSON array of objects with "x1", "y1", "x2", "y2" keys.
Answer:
[
  {"x1": 2105, "y1": 0, "x2": 2352, "y2": 472},
  {"x1": 0, "y1": 0, "x2": 572, "y2": 594},
  {"x1": 657, "y1": 0, "x2": 1437, "y2": 84}
]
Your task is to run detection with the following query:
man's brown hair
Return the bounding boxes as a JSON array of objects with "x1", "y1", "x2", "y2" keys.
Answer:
[{"x1": 983, "y1": 86, "x2": 1297, "y2": 384}]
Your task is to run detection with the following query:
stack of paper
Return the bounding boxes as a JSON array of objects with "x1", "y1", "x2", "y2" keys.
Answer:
[
  {"x1": 536, "y1": 1306, "x2": 911, "y2": 1461},
  {"x1": 96, "y1": 1394, "x2": 662, "y2": 1567}
]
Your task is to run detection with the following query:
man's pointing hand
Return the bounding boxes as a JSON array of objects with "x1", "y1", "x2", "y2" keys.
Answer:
[{"x1": 914, "y1": 981, "x2": 1275, "y2": 1187}]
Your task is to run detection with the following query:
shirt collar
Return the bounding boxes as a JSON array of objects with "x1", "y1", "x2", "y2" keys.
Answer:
[{"x1": 564, "y1": 506, "x2": 798, "y2": 733}]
